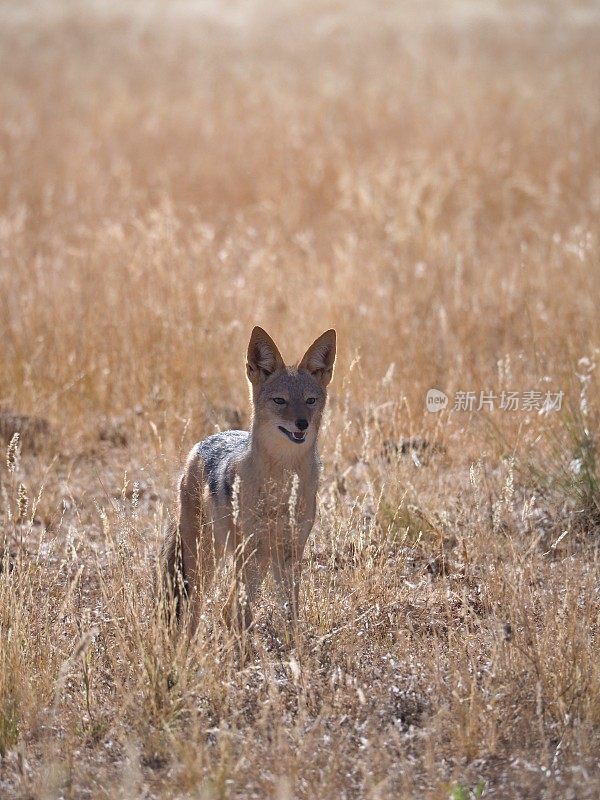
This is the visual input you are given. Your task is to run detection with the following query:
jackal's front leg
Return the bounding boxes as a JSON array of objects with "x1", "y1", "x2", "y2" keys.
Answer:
[
  {"x1": 222, "y1": 529, "x2": 268, "y2": 635},
  {"x1": 271, "y1": 524, "x2": 311, "y2": 623},
  {"x1": 271, "y1": 555, "x2": 302, "y2": 624}
]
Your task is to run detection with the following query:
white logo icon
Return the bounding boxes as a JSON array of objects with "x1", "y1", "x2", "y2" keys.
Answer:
[{"x1": 426, "y1": 388, "x2": 448, "y2": 413}]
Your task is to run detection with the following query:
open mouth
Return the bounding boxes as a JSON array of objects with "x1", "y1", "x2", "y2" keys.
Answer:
[{"x1": 278, "y1": 426, "x2": 306, "y2": 444}]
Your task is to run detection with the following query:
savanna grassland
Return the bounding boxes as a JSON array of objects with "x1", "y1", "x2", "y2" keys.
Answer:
[{"x1": 1, "y1": 1, "x2": 600, "y2": 797}]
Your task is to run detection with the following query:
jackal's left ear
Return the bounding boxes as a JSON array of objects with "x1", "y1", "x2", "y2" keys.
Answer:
[
  {"x1": 298, "y1": 329, "x2": 337, "y2": 387},
  {"x1": 246, "y1": 326, "x2": 285, "y2": 386}
]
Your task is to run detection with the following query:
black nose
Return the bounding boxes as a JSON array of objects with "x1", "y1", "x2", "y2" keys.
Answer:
[{"x1": 296, "y1": 418, "x2": 309, "y2": 431}]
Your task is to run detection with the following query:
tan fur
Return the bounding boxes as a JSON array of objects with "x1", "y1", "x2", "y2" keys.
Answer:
[{"x1": 163, "y1": 327, "x2": 336, "y2": 633}]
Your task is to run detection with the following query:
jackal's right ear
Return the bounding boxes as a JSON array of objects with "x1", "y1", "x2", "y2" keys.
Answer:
[
  {"x1": 298, "y1": 329, "x2": 337, "y2": 387},
  {"x1": 246, "y1": 326, "x2": 285, "y2": 386}
]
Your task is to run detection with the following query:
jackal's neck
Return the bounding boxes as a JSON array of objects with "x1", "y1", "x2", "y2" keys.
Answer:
[{"x1": 248, "y1": 422, "x2": 319, "y2": 475}]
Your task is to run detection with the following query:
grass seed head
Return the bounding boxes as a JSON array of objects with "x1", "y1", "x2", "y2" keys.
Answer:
[
  {"x1": 17, "y1": 483, "x2": 28, "y2": 522},
  {"x1": 6, "y1": 432, "x2": 21, "y2": 474}
]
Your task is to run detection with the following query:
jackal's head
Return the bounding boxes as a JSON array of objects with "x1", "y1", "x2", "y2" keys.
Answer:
[{"x1": 246, "y1": 326, "x2": 336, "y2": 450}]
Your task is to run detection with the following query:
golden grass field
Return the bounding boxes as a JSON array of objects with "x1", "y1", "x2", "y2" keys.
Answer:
[{"x1": 1, "y1": 0, "x2": 600, "y2": 796}]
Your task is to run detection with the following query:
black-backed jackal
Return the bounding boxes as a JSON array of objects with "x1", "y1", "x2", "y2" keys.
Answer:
[{"x1": 162, "y1": 326, "x2": 336, "y2": 633}]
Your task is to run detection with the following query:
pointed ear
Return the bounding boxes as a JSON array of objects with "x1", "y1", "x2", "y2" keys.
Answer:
[
  {"x1": 298, "y1": 329, "x2": 337, "y2": 387},
  {"x1": 246, "y1": 326, "x2": 285, "y2": 386}
]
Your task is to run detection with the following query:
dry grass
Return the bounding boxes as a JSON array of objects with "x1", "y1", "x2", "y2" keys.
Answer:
[{"x1": 1, "y1": 0, "x2": 600, "y2": 796}]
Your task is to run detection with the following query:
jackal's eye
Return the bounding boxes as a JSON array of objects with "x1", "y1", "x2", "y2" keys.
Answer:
[
  {"x1": 272, "y1": 397, "x2": 286, "y2": 405},
  {"x1": 306, "y1": 397, "x2": 317, "y2": 405}
]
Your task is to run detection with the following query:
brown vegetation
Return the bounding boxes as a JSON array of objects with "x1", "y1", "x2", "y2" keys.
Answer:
[{"x1": 1, "y1": 1, "x2": 600, "y2": 797}]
